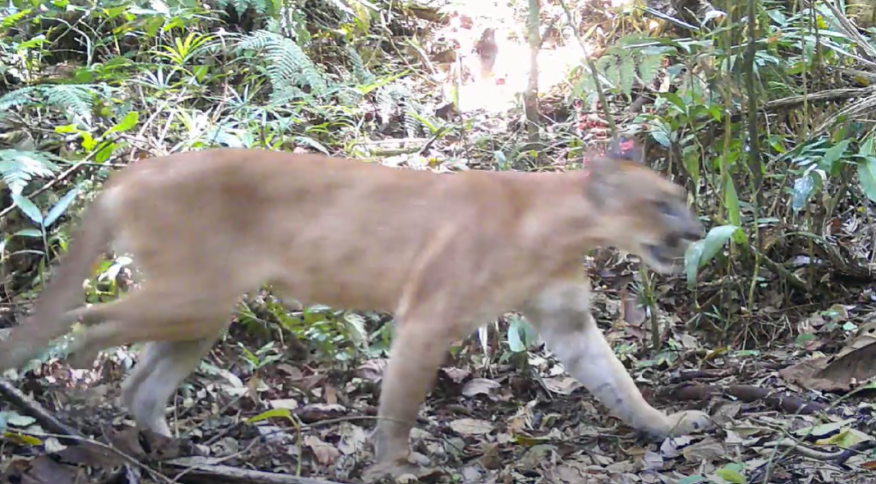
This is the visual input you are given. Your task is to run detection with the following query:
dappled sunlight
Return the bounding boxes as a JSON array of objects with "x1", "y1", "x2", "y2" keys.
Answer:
[{"x1": 442, "y1": 2, "x2": 600, "y2": 114}]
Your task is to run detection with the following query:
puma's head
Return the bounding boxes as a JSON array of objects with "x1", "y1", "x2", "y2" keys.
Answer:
[{"x1": 583, "y1": 137, "x2": 703, "y2": 274}]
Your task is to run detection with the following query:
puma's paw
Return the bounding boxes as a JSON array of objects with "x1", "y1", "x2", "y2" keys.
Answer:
[
  {"x1": 665, "y1": 410, "x2": 713, "y2": 437},
  {"x1": 362, "y1": 452, "x2": 440, "y2": 483}
]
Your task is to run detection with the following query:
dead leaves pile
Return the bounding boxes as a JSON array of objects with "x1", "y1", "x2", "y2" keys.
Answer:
[{"x1": 2, "y1": 302, "x2": 876, "y2": 483}]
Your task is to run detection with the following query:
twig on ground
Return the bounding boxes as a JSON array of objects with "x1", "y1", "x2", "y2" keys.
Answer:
[
  {"x1": 658, "y1": 384, "x2": 827, "y2": 414},
  {"x1": 0, "y1": 377, "x2": 83, "y2": 442},
  {"x1": 163, "y1": 458, "x2": 348, "y2": 484}
]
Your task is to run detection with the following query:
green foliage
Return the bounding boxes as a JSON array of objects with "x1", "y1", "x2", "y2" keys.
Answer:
[
  {"x1": 0, "y1": 150, "x2": 60, "y2": 195},
  {"x1": 574, "y1": 36, "x2": 672, "y2": 100},
  {"x1": 236, "y1": 30, "x2": 331, "y2": 102},
  {"x1": 215, "y1": 0, "x2": 281, "y2": 16},
  {"x1": 0, "y1": 85, "x2": 103, "y2": 118}
]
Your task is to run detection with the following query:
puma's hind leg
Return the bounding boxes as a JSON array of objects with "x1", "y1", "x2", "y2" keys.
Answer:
[
  {"x1": 120, "y1": 336, "x2": 221, "y2": 436},
  {"x1": 521, "y1": 275, "x2": 712, "y2": 440}
]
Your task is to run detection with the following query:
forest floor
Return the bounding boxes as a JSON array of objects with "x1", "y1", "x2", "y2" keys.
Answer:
[{"x1": 1, "y1": 2, "x2": 876, "y2": 484}]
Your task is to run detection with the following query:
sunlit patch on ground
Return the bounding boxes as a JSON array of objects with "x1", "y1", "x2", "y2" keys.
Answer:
[{"x1": 439, "y1": 0, "x2": 601, "y2": 114}]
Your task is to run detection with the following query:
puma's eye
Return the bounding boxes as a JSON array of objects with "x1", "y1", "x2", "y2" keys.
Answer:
[{"x1": 655, "y1": 200, "x2": 674, "y2": 216}]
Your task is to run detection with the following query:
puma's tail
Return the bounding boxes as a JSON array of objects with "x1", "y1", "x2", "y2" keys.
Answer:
[{"x1": 0, "y1": 193, "x2": 115, "y2": 371}]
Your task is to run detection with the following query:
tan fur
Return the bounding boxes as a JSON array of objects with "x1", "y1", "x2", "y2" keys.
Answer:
[{"x1": 0, "y1": 145, "x2": 712, "y2": 479}]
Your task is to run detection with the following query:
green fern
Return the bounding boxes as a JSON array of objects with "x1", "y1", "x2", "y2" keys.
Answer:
[
  {"x1": 0, "y1": 84, "x2": 99, "y2": 118},
  {"x1": 236, "y1": 30, "x2": 329, "y2": 102},
  {"x1": 375, "y1": 83, "x2": 428, "y2": 137},
  {"x1": 345, "y1": 45, "x2": 375, "y2": 85},
  {"x1": 0, "y1": 150, "x2": 61, "y2": 195}
]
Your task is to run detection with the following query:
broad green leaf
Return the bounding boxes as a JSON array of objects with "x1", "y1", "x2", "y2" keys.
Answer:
[
  {"x1": 858, "y1": 157, "x2": 876, "y2": 203},
  {"x1": 95, "y1": 142, "x2": 117, "y2": 164},
  {"x1": 724, "y1": 178, "x2": 741, "y2": 227},
  {"x1": 701, "y1": 225, "x2": 743, "y2": 266},
  {"x1": 685, "y1": 225, "x2": 743, "y2": 287},
  {"x1": 684, "y1": 240, "x2": 705, "y2": 288},
  {"x1": 860, "y1": 134, "x2": 875, "y2": 157},
  {"x1": 507, "y1": 321, "x2": 525, "y2": 352},
  {"x1": 820, "y1": 139, "x2": 850, "y2": 170},
  {"x1": 43, "y1": 186, "x2": 80, "y2": 228},
  {"x1": 105, "y1": 111, "x2": 139, "y2": 136},
  {"x1": 11, "y1": 194, "x2": 43, "y2": 225}
]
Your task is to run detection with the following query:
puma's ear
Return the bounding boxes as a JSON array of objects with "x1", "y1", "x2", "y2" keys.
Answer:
[
  {"x1": 581, "y1": 155, "x2": 619, "y2": 208},
  {"x1": 607, "y1": 136, "x2": 644, "y2": 164}
]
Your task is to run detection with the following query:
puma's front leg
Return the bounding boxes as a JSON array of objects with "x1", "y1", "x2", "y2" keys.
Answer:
[
  {"x1": 363, "y1": 318, "x2": 456, "y2": 481},
  {"x1": 522, "y1": 278, "x2": 711, "y2": 440}
]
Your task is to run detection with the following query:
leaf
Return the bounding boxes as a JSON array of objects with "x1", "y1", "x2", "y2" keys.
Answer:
[
  {"x1": 449, "y1": 418, "x2": 494, "y2": 436},
  {"x1": 7, "y1": 413, "x2": 36, "y2": 427},
  {"x1": 857, "y1": 157, "x2": 876, "y2": 203},
  {"x1": 619, "y1": 53, "x2": 635, "y2": 97},
  {"x1": 820, "y1": 139, "x2": 850, "y2": 170},
  {"x1": 304, "y1": 435, "x2": 340, "y2": 465},
  {"x1": 43, "y1": 186, "x2": 79, "y2": 228},
  {"x1": 461, "y1": 378, "x2": 501, "y2": 398},
  {"x1": 724, "y1": 177, "x2": 741, "y2": 227},
  {"x1": 268, "y1": 399, "x2": 299, "y2": 410},
  {"x1": 699, "y1": 225, "x2": 742, "y2": 267},
  {"x1": 638, "y1": 54, "x2": 663, "y2": 85},
  {"x1": 716, "y1": 466, "x2": 746, "y2": 484},
  {"x1": 11, "y1": 193, "x2": 43, "y2": 225},
  {"x1": 792, "y1": 174, "x2": 816, "y2": 211},
  {"x1": 507, "y1": 318, "x2": 525, "y2": 352},
  {"x1": 104, "y1": 111, "x2": 139, "y2": 136},
  {"x1": 246, "y1": 407, "x2": 293, "y2": 424},
  {"x1": 11, "y1": 228, "x2": 42, "y2": 238}
]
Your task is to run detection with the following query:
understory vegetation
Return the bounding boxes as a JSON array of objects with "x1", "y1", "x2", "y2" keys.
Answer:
[{"x1": 1, "y1": 0, "x2": 876, "y2": 483}]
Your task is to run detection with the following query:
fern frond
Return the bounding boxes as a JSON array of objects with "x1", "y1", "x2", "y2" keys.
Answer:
[
  {"x1": 236, "y1": 30, "x2": 330, "y2": 99},
  {"x1": 345, "y1": 45, "x2": 375, "y2": 85},
  {"x1": 0, "y1": 150, "x2": 61, "y2": 195},
  {"x1": 0, "y1": 86, "x2": 40, "y2": 111},
  {"x1": 0, "y1": 84, "x2": 99, "y2": 118}
]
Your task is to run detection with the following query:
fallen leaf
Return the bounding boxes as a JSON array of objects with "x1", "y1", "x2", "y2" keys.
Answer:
[
  {"x1": 440, "y1": 367, "x2": 471, "y2": 383},
  {"x1": 461, "y1": 377, "x2": 500, "y2": 397},
  {"x1": 779, "y1": 357, "x2": 849, "y2": 392},
  {"x1": 641, "y1": 450, "x2": 664, "y2": 470},
  {"x1": 276, "y1": 363, "x2": 303, "y2": 379},
  {"x1": 297, "y1": 403, "x2": 346, "y2": 423},
  {"x1": 449, "y1": 418, "x2": 494, "y2": 436},
  {"x1": 817, "y1": 340, "x2": 876, "y2": 386},
  {"x1": 304, "y1": 435, "x2": 340, "y2": 465},
  {"x1": 356, "y1": 359, "x2": 388, "y2": 383},
  {"x1": 681, "y1": 438, "x2": 726, "y2": 461},
  {"x1": 542, "y1": 376, "x2": 581, "y2": 395},
  {"x1": 337, "y1": 422, "x2": 367, "y2": 455},
  {"x1": 269, "y1": 398, "x2": 299, "y2": 410},
  {"x1": 6, "y1": 413, "x2": 36, "y2": 427}
]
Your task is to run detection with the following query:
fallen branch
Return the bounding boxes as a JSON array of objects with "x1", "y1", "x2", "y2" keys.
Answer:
[
  {"x1": 0, "y1": 377, "x2": 83, "y2": 442},
  {"x1": 657, "y1": 384, "x2": 827, "y2": 415},
  {"x1": 163, "y1": 457, "x2": 348, "y2": 484},
  {"x1": 670, "y1": 368, "x2": 735, "y2": 383}
]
